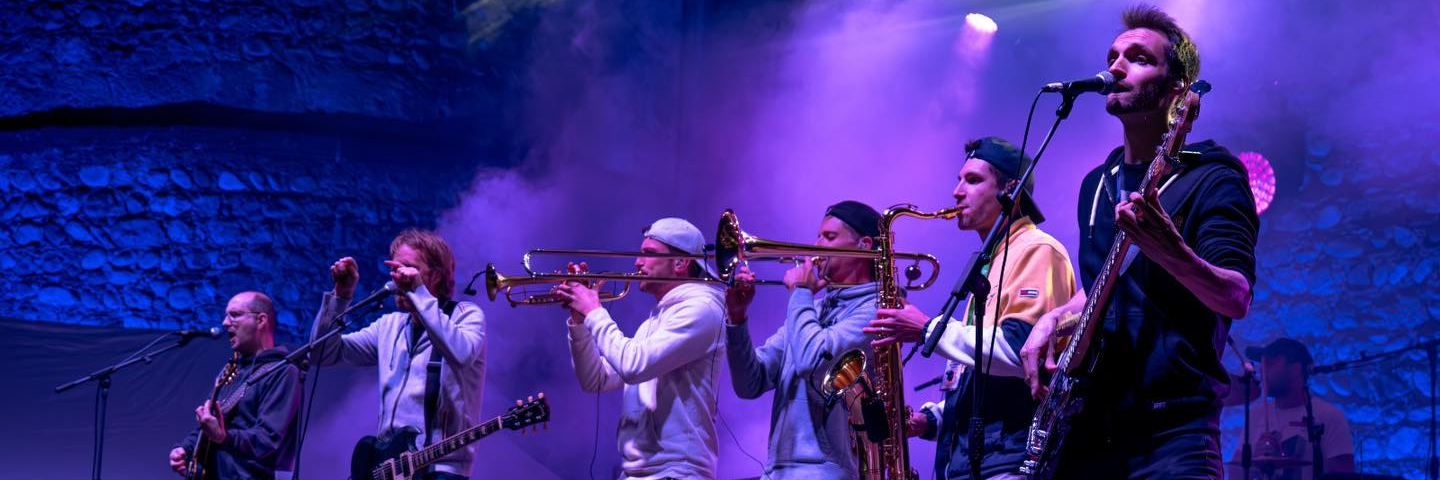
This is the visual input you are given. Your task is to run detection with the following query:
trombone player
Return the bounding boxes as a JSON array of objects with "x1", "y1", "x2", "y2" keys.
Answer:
[
  {"x1": 552, "y1": 217, "x2": 726, "y2": 480},
  {"x1": 724, "y1": 200, "x2": 883, "y2": 480},
  {"x1": 865, "y1": 137, "x2": 1076, "y2": 480}
]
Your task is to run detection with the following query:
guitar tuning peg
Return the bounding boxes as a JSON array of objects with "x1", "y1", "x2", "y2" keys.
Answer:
[
  {"x1": 515, "y1": 399, "x2": 523, "y2": 407},
  {"x1": 537, "y1": 392, "x2": 545, "y2": 400},
  {"x1": 527, "y1": 395, "x2": 535, "y2": 403}
]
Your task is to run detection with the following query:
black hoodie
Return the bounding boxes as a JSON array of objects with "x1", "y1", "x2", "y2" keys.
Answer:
[
  {"x1": 1072, "y1": 140, "x2": 1259, "y2": 436},
  {"x1": 175, "y1": 346, "x2": 302, "y2": 480}
]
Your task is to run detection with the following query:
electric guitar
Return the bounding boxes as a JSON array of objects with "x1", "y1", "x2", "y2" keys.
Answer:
[
  {"x1": 1020, "y1": 80, "x2": 1211, "y2": 479},
  {"x1": 351, "y1": 393, "x2": 551, "y2": 480},
  {"x1": 186, "y1": 352, "x2": 241, "y2": 480}
]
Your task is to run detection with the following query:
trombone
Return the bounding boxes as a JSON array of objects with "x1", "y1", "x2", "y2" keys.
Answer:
[
  {"x1": 714, "y1": 209, "x2": 943, "y2": 291},
  {"x1": 483, "y1": 209, "x2": 945, "y2": 307}
]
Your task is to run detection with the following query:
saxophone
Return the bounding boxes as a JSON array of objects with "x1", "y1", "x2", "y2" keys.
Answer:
[{"x1": 826, "y1": 204, "x2": 961, "y2": 480}]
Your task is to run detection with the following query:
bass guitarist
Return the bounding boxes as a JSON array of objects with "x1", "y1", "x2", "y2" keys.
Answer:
[
  {"x1": 1020, "y1": 4, "x2": 1259, "y2": 479},
  {"x1": 169, "y1": 291, "x2": 302, "y2": 480}
]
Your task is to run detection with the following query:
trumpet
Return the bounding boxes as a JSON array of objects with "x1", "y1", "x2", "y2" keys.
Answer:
[{"x1": 484, "y1": 263, "x2": 639, "y2": 307}]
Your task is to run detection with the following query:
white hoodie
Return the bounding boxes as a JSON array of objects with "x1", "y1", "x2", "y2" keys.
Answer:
[{"x1": 568, "y1": 282, "x2": 726, "y2": 480}]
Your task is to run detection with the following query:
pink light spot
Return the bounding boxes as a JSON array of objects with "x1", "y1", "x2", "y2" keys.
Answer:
[{"x1": 1239, "y1": 151, "x2": 1276, "y2": 215}]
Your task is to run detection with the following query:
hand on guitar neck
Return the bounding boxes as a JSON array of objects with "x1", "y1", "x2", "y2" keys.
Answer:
[
  {"x1": 1021, "y1": 290, "x2": 1085, "y2": 399},
  {"x1": 195, "y1": 400, "x2": 228, "y2": 444}
]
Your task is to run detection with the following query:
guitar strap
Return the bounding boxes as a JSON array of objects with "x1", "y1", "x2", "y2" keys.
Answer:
[
  {"x1": 217, "y1": 357, "x2": 288, "y2": 414},
  {"x1": 424, "y1": 300, "x2": 460, "y2": 449},
  {"x1": 1107, "y1": 150, "x2": 1213, "y2": 276}
]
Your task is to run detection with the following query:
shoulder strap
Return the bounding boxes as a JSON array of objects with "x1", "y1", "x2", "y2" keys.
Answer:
[
  {"x1": 1116, "y1": 151, "x2": 1222, "y2": 276},
  {"x1": 423, "y1": 300, "x2": 460, "y2": 446}
]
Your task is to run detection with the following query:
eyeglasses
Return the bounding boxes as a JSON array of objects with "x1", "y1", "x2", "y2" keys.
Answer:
[{"x1": 224, "y1": 311, "x2": 258, "y2": 320}]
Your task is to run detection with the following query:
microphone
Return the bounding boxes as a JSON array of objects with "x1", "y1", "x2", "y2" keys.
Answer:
[
  {"x1": 1041, "y1": 71, "x2": 1116, "y2": 95},
  {"x1": 349, "y1": 281, "x2": 398, "y2": 313},
  {"x1": 174, "y1": 327, "x2": 223, "y2": 339},
  {"x1": 914, "y1": 374, "x2": 944, "y2": 391}
]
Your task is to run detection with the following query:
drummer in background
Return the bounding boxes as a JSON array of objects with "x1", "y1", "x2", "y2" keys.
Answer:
[{"x1": 1229, "y1": 338, "x2": 1354, "y2": 480}]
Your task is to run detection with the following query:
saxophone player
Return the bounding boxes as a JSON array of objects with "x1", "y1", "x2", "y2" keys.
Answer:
[
  {"x1": 723, "y1": 201, "x2": 883, "y2": 480},
  {"x1": 866, "y1": 137, "x2": 1076, "y2": 480}
]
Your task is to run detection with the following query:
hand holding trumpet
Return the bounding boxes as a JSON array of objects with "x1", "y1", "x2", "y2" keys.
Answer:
[{"x1": 552, "y1": 262, "x2": 603, "y2": 325}]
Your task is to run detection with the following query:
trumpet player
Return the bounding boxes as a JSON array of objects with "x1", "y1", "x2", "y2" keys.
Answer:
[
  {"x1": 723, "y1": 200, "x2": 883, "y2": 480},
  {"x1": 553, "y1": 217, "x2": 726, "y2": 480},
  {"x1": 865, "y1": 137, "x2": 1076, "y2": 480}
]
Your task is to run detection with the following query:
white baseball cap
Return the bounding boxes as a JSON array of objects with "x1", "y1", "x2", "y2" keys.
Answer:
[{"x1": 643, "y1": 217, "x2": 718, "y2": 279}]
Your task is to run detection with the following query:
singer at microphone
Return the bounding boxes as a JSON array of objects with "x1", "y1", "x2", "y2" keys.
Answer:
[
  {"x1": 168, "y1": 291, "x2": 303, "y2": 479},
  {"x1": 307, "y1": 230, "x2": 487, "y2": 477}
]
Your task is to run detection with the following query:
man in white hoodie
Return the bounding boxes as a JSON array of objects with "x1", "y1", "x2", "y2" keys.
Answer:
[{"x1": 553, "y1": 217, "x2": 727, "y2": 480}]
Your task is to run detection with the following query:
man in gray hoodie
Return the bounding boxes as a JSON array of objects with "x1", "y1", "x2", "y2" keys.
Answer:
[
  {"x1": 310, "y1": 229, "x2": 487, "y2": 480},
  {"x1": 723, "y1": 200, "x2": 882, "y2": 480}
]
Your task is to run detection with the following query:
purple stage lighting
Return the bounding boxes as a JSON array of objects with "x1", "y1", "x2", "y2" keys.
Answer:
[{"x1": 1239, "y1": 151, "x2": 1275, "y2": 215}]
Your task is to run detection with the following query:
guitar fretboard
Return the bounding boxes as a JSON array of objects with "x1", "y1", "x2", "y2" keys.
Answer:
[{"x1": 409, "y1": 417, "x2": 502, "y2": 468}]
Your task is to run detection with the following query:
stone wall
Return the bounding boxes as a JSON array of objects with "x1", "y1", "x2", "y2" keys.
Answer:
[{"x1": 1, "y1": 125, "x2": 479, "y2": 342}]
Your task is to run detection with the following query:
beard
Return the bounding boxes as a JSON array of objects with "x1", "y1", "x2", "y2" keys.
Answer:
[{"x1": 1106, "y1": 78, "x2": 1168, "y2": 116}]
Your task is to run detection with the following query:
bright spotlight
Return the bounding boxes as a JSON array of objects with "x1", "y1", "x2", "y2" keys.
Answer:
[{"x1": 965, "y1": 13, "x2": 997, "y2": 35}]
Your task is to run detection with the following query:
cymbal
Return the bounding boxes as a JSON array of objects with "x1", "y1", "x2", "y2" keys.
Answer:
[
  {"x1": 1226, "y1": 456, "x2": 1312, "y2": 467},
  {"x1": 1222, "y1": 371, "x2": 1262, "y2": 406}
]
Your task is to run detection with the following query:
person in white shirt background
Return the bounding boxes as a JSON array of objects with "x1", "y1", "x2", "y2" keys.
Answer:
[{"x1": 1232, "y1": 338, "x2": 1355, "y2": 480}]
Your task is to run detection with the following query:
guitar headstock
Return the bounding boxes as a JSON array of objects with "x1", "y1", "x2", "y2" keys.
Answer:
[
  {"x1": 217, "y1": 352, "x2": 241, "y2": 387},
  {"x1": 502, "y1": 393, "x2": 550, "y2": 433},
  {"x1": 1168, "y1": 80, "x2": 1211, "y2": 146}
]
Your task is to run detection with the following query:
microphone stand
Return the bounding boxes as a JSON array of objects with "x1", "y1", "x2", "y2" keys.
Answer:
[
  {"x1": 1241, "y1": 367, "x2": 1256, "y2": 480},
  {"x1": 920, "y1": 90, "x2": 1082, "y2": 480},
  {"x1": 55, "y1": 334, "x2": 208, "y2": 480},
  {"x1": 1225, "y1": 335, "x2": 1258, "y2": 480},
  {"x1": 1302, "y1": 376, "x2": 1325, "y2": 480},
  {"x1": 1310, "y1": 337, "x2": 1439, "y2": 479},
  {"x1": 245, "y1": 290, "x2": 389, "y2": 386}
]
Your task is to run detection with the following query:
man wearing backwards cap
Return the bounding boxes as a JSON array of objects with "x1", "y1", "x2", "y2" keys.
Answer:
[
  {"x1": 723, "y1": 200, "x2": 883, "y2": 480},
  {"x1": 1227, "y1": 338, "x2": 1354, "y2": 480},
  {"x1": 864, "y1": 137, "x2": 1077, "y2": 480},
  {"x1": 554, "y1": 218, "x2": 726, "y2": 480}
]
